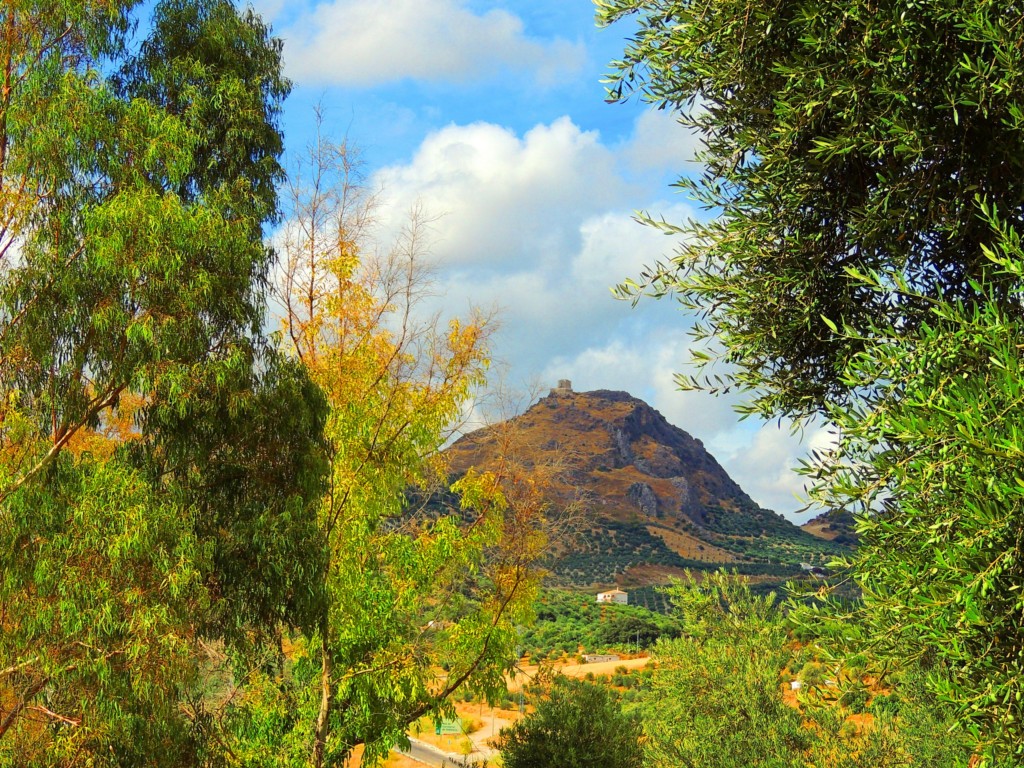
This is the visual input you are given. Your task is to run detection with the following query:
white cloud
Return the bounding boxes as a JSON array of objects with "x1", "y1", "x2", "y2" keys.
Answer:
[
  {"x1": 624, "y1": 108, "x2": 705, "y2": 172},
  {"x1": 373, "y1": 117, "x2": 631, "y2": 269},
  {"x1": 278, "y1": 0, "x2": 584, "y2": 86},
  {"x1": 365, "y1": 114, "x2": 702, "y2": 414},
  {"x1": 725, "y1": 425, "x2": 816, "y2": 514},
  {"x1": 417, "y1": 200, "x2": 693, "y2": 381}
]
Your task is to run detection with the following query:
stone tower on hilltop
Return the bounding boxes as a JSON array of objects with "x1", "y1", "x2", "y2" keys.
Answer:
[{"x1": 550, "y1": 379, "x2": 573, "y2": 396}]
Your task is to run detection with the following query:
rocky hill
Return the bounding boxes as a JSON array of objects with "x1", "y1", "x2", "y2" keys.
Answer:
[{"x1": 446, "y1": 383, "x2": 849, "y2": 589}]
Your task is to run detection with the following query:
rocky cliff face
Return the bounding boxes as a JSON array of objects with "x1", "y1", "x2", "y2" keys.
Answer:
[{"x1": 447, "y1": 388, "x2": 757, "y2": 526}]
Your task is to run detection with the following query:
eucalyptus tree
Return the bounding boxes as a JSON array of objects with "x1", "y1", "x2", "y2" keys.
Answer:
[{"x1": 0, "y1": 2, "x2": 326, "y2": 764}]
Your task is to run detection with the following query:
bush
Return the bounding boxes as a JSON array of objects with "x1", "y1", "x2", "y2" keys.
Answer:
[
  {"x1": 496, "y1": 678, "x2": 644, "y2": 768},
  {"x1": 839, "y1": 684, "x2": 870, "y2": 714},
  {"x1": 798, "y1": 662, "x2": 827, "y2": 688}
]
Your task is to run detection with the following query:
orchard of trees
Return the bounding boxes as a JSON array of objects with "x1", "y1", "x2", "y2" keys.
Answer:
[
  {"x1": 0, "y1": 2, "x2": 547, "y2": 766},
  {"x1": 511, "y1": 573, "x2": 971, "y2": 768}
]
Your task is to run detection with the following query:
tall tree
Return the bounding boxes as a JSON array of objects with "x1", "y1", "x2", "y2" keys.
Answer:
[
  {"x1": 599, "y1": 0, "x2": 1024, "y2": 420},
  {"x1": 221, "y1": 127, "x2": 546, "y2": 767},
  {"x1": 0, "y1": 0, "x2": 290, "y2": 494},
  {"x1": 599, "y1": 0, "x2": 1024, "y2": 762},
  {"x1": 0, "y1": 3, "x2": 327, "y2": 764}
]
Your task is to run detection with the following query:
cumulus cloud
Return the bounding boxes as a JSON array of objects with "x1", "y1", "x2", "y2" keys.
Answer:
[
  {"x1": 277, "y1": 0, "x2": 584, "y2": 86},
  {"x1": 411, "y1": 199, "x2": 694, "y2": 381},
  {"x1": 624, "y1": 108, "x2": 705, "y2": 172},
  {"x1": 357, "y1": 112, "x2": 825, "y2": 518},
  {"x1": 365, "y1": 113, "x2": 699, "y2": 405},
  {"x1": 372, "y1": 117, "x2": 631, "y2": 270},
  {"x1": 716, "y1": 425, "x2": 820, "y2": 517}
]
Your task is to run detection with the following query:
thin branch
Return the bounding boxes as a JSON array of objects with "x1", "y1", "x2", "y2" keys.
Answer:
[{"x1": 0, "y1": 381, "x2": 126, "y2": 502}]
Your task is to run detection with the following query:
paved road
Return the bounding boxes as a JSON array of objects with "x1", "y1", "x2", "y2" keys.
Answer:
[{"x1": 396, "y1": 738, "x2": 487, "y2": 768}]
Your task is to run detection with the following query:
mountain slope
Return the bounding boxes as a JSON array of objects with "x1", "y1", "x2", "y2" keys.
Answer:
[
  {"x1": 447, "y1": 385, "x2": 848, "y2": 587},
  {"x1": 802, "y1": 510, "x2": 859, "y2": 545}
]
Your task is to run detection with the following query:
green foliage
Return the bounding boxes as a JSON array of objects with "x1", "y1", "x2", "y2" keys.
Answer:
[
  {"x1": 798, "y1": 661, "x2": 827, "y2": 688},
  {"x1": 786, "y1": 596, "x2": 980, "y2": 767},
  {"x1": 639, "y1": 572, "x2": 972, "y2": 768},
  {"x1": 599, "y1": 0, "x2": 1024, "y2": 422},
  {"x1": 625, "y1": 585, "x2": 673, "y2": 613},
  {"x1": 0, "y1": 2, "x2": 323, "y2": 764},
  {"x1": 143, "y1": 351, "x2": 329, "y2": 638},
  {"x1": 639, "y1": 572, "x2": 809, "y2": 768},
  {"x1": 552, "y1": 520, "x2": 689, "y2": 583},
  {"x1": 497, "y1": 677, "x2": 644, "y2": 768},
  {"x1": 550, "y1": 518, "x2": 827, "y2": 587},
  {"x1": 700, "y1": 502, "x2": 850, "y2": 564},
  {"x1": 801, "y1": 256, "x2": 1024, "y2": 764},
  {"x1": 0, "y1": 0, "x2": 290, "y2": 498},
  {"x1": 118, "y1": 0, "x2": 290, "y2": 229},
  {"x1": 0, "y1": 456, "x2": 210, "y2": 765},
  {"x1": 600, "y1": 0, "x2": 1024, "y2": 761}
]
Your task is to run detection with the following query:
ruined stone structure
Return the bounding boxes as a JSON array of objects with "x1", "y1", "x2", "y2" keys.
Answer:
[{"x1": 550, "y1": 379, "x2": 573, "y2": 396}]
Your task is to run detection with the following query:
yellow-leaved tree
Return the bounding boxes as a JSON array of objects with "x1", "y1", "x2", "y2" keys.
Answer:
[{"x1": 220, "y1": 123, "x2": 548, "y2": 767}]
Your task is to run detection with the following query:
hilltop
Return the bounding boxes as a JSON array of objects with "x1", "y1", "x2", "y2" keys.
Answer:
[{"x1": 446, "y1": 383, "x2": 849, "y2": 589}]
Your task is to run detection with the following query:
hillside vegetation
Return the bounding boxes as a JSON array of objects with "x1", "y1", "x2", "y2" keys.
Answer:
[{"x1": 519, "y1": 589, "x2": 682, "y2": 659}]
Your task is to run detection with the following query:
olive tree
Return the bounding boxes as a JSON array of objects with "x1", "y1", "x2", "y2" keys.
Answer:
[
  {"x1": 498, "y1": 677, "x2": 644, "y2": 768},
  {"x1": 599, "y1": 0, "x2": 1024, "y2": 762}
]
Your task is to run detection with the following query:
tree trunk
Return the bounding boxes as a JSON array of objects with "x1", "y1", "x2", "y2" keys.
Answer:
[{"x1": 311, "y1": 626, "x2": 332, "y2": 768}]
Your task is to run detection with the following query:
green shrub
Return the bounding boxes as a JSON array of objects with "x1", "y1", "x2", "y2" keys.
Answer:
[
  {"x1": 839, "y1": 684, "x2": 870, "y2": 714},
  {"x1": 798, "y1": 662, "x2": 827, "y2": 688}
]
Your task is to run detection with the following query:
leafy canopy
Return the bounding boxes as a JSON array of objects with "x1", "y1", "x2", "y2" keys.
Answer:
[
  {"x1": 600, "y1": 0, "x2": 1024, "y2": 762},
  {"x1": 498, "y1": 676, "x2": 645, "y2": 768},
  {"x1": 639, "y1": 572, "x2": 971, "y2": 768},
  {"x1": 599, "y1": 0, "x2": 1024, "y2": 420},
  {"x1": 0, "y1": 2, "x2": 328, "y2": 764}
]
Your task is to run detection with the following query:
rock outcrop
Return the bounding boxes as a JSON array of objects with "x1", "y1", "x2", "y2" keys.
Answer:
[{"x1": 447, "y1": 388, "x2": 765, "y2": 525}]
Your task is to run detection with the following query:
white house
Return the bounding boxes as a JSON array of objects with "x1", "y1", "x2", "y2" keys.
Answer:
[{"x1": 596, "y1": 589, "x2": 628, "y2": 605}]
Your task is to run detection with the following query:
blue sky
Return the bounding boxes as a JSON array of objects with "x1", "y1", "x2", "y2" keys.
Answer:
[{"x1": 246, "y1": 0, "x2": 829, "y2": 519}]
